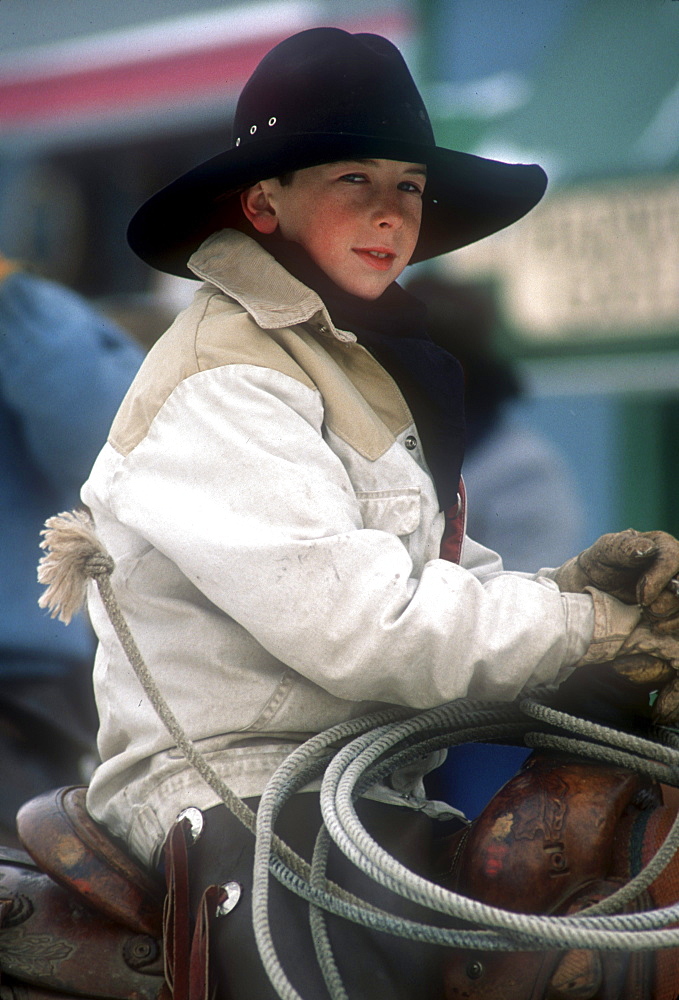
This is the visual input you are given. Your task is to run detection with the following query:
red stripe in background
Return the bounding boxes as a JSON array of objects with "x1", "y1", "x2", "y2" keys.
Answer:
[
  {"x1": 0, "y1": 36, "x2": 284, "y2": 125},
  {"x1": 0, "y1": 14, "x2": 411, "y2": 128}
]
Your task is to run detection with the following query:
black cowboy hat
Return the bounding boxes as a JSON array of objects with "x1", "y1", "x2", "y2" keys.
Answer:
[{"x1": 128, "y1": 27, "x2": 547, "y2": 278}]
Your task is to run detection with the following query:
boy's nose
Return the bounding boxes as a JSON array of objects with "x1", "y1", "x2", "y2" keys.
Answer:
[{"x1": 373, "y1": 192, "x2": 403, "y2": 228}]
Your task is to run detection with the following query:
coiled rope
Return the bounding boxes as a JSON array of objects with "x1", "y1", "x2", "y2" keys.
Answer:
[{"x1": 38, "y1": 511, "x2": 679, "y2": 1000}]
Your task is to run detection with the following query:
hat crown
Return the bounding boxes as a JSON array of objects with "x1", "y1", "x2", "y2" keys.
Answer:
[{"x1": 233, "y1": 28, "x2": 434, "y2": 150}]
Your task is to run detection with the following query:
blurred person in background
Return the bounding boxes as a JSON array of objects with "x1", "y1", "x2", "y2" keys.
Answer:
[
  {"x1": 97, "y1": 271, "x2": 199, "y2": 354},
  {"x1": 0, "y1": 252, "x2": 144, "y2": 845},
  {"x1": 408, "y1": 274, "x2": 586, "y2": 817},
  {"x1": 407, "y1": 274, "x2": 585, "y2": 573}
]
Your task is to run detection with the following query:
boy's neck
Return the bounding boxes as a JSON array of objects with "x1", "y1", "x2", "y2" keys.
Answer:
[
  {"x1": 252, "y1": 229, "x2": 369, "y2": 305},
  {"x1": 249, "y1": 229, "x2": 426, "y2": 346}
]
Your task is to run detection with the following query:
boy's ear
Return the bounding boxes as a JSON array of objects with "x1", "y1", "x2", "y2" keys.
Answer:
[{"x1": 240, "y1": 183, "x2": 279, "y2": 234}]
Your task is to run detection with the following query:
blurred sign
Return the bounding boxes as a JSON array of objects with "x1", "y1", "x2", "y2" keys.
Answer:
[{"x1": 447, "y1": 174, "x2": 679, "y2": 350}]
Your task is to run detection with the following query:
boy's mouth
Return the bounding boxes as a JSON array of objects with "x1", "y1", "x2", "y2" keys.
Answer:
[{"x1": 352, "y1": 247, "x2": 396, "y2": 271}]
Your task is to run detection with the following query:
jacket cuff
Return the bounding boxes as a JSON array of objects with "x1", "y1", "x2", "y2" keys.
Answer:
[{"x1": 573, "y1": 586, "x2": 642, "y2": 666}]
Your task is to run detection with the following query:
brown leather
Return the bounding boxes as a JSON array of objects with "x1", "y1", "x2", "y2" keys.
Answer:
[
  {"x1": 5, "y1": 788, "x2": 225, "y2": 1000},
  {"x1": 163, "y1": 817, "x2": 193, "y2": 1000},
  {"x1": 630, "y1": 802, "x2": 679, "y2": 1000},
  {"x1": 16, "y1": 786, "x2": 163, "y2": 938},
  {"x1": 452, "y1": 755, "x2": 652, "y2": 913},
  {"x1": 549, "y1": 880, "x2": 653, "y2": 1000},
  {"x1": 440, "y1": 479, "x2": 466, "y2": 564},
  {"x1": 438, "y1": 879, "x2": 653, "y2": 1000},
  {"x1": 436, "y1": 754, "x2": 662, "y2": 1000},
  {"x1": 189, "y1": 883, "x2": 228, "y2": 1000},
  {"x1": 0, "y1": 986, "x2": 162, "y2": 1000},
  {"x1": 162, "y1": 815, "x2": 229, "y2": 1000},
  {"x1": 4, "y1": 760, "x2": 677, "y2": 1000},
  {"x1": 0, "y1": 846, "x2": 165, "y2": 999}
]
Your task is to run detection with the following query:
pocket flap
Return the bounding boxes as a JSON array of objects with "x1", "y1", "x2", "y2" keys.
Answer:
[{"x1": 355, "y1": 487, "x2": 421, "y2": 536}]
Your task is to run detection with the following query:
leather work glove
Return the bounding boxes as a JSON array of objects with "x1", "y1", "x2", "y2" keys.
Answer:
[
  {"x1": 607, "y1": 625, "x2": 679, "y2": 686},
  {"x1": 652, "y1": 674, "x2": 679, "y2": 723},
  {"x1": 573, "y1": 588, "x2": 679, "y2": 724},
  {"x1": 554, "y1": 529, "x2": 679, "y2": 629},
  {"x1": 616, "y1": 621, "x2": 679, "y2": 724}
]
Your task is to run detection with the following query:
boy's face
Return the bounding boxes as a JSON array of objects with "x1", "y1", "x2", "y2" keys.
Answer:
[{"x1": 241, "y1": 158, "x2": 426, "y2": 299}]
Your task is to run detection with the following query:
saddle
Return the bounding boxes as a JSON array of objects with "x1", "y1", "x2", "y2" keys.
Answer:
[
  {"x1": 0, "y1": 785, "x2": 167, "y2": 1000},
  {"x1": 0, "y1": 786, "x2": 232, "y2": 1000},
  {"x1": 0, "y1": 756, "x2": 677, "y2": 1000},
  {"x1": 436, "y1": 753, "x2": 679, "y2": 1000}
]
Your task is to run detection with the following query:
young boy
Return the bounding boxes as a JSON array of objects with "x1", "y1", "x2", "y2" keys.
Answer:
[{"x1": 81, "y1": 27, "x2": 679, "y2": 998}]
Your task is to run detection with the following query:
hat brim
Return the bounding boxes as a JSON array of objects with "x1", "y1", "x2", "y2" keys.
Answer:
[{"x1": 127, "y1": 133, "x2": 547, "y2": 278}]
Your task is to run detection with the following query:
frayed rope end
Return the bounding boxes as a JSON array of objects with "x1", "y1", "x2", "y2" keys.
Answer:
[{"x1": 38, "y1": 509, "x2": 114, "y2": 624}]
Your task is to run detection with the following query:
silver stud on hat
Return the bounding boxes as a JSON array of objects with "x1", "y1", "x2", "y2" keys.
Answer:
[
  {"x1": 235, "y1": 137, "x2": 241, "y2": 146},
  {"x1": 250, "y1": 124, "x2": 257, "y2": 134},
  {"x1": 268, "y1": 116, "x2": 277, "y2": 126}
]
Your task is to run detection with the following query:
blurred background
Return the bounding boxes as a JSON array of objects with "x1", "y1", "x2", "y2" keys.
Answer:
[{"x1": 1, "y1": 0, "x2": 678, "y2": 547}]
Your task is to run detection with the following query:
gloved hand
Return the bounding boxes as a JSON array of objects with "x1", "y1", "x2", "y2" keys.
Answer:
[
  {"x1": 554, "y1": 529, "x2": 679, "y2": 627},
  {"x1": 614, "y1": 622, "x2": 679, "y2": 724},
  {"x1": 572, "y1": 588, "x2": 679, "y2": 723},
  {"x1": 653, "y1": 675, "x2": 679, "y2": 723},
  {"x1": 608, "y1": 625, "x2": 679, "y2": 686}
]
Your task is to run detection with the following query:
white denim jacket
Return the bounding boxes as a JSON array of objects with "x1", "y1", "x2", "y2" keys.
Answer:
[{"x1": 82, "y1": 230, "x2": 601, "y2": 866}]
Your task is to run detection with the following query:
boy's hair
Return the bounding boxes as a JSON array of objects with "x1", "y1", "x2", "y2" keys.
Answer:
[{"x1": 278, "y1": 172, "x2": 295, "y2": 187}]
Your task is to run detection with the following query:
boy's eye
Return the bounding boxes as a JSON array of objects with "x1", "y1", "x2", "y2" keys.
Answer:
[
  {"x1": 336, "y1": 172, "x2": 425, "y2": 194},
  {"x1": 398, "y1": 180, "x2": 424, "y2": 195}
]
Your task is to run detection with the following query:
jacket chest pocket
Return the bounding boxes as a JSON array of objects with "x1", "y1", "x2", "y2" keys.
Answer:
[{"x1": 355, "y1": 487, "x2": 421, "y2": 537}]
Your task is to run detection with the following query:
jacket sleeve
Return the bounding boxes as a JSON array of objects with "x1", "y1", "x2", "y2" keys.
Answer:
[
  {"x1": 0, "y1": 270, "x2": 144, "y2": 491},
  {"x1": 106, "y1": 362, "x2": 595, "y2": 710}
]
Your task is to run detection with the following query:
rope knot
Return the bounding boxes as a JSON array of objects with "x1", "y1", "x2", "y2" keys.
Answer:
[
  {"x1": 38, "y1": 508, "x2": 115, "y2": 624},
  {"x1": 85, "y1": 551, "x2": 115, "y2": 580}
]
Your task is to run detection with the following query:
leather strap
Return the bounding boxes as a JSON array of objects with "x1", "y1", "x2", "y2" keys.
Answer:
[
  {"x1": 163, "y1": 816, "x2": 228, "y2": 1000},
  {"x1": 439, "y1": 478, "x2": 466, "y2": 564},
  {"x1": 189, "y1": 883, "x2": 228, "y2": 1000},
  {"x1": 163, "y1": 817, "x2": 194, "y2": 1000}
]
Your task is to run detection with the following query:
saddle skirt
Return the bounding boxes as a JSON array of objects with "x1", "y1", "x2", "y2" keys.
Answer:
[
  {"x1": 0, "y1": 786, "x2": 167, "y2": 1000},
  {"x1": 436, "y1": 753, "x2": 679, "y2": 1000}
]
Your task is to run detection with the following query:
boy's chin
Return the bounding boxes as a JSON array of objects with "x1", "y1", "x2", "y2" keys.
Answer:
[
  {"x1": 350, "y1": 287, "x2": 388, "y2": 301},
  {"x1": 334, "y1": 273, "x2": 398, "y2": 300}
]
